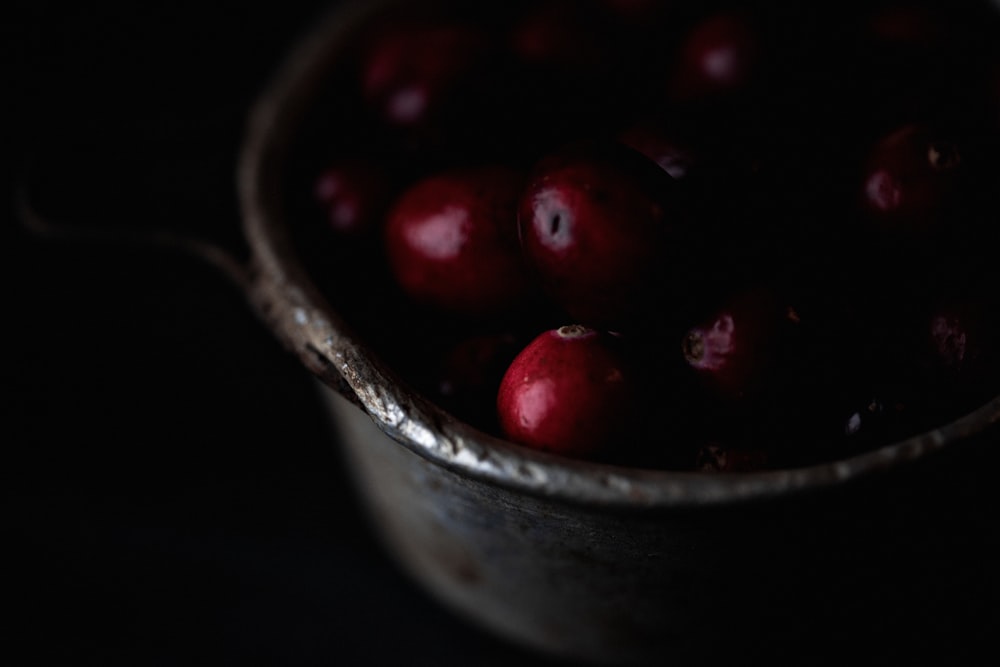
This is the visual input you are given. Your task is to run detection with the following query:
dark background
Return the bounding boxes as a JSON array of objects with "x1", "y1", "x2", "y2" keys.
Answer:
[
  {"x1": 5, "y1": 2, "x2": 569, "y2": 665},
  {"x1": 5, "y1": 2, "x2": 1000, "y2": 666}
]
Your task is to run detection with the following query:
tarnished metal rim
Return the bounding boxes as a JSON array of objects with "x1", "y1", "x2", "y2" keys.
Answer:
[{"x1": 236, "y1": 0, "x2": 1000, "y2": 510}]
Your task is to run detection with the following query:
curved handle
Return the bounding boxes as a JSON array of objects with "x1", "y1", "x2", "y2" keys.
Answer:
[
  {"x1": 16, "y1": 176, "x2": 365, "y2": 409},
  {"x1": 15, "y1": 179, "x2": 252, "y2": 293}
]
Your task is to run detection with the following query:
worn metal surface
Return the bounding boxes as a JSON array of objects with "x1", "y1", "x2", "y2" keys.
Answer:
[{"x1": 234, "y1": 0, "x2": 1000, "y2": 662}]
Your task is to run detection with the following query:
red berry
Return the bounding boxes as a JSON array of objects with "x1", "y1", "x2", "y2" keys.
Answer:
[
  {"x1": 865, "y1": 3, "x2": 944, "y2": 48},
  {"x1": 360, "y1": 21, "x2": 493, "y2": 128},
  {"x1": 313, "y1": 160, "x2": 391, "y2": 236},
  {"x1": 508, "y1": 0, "x2": 607, "y2": 69},
  {"x1": 517, "y1": 141, "x2": 683, "y2": 331},
  {"x1": 496, "y1": 325, "x2": 639, "y2": 459},
  {"x1": 669, "y1": 9, "x2": 762, "y2": 104},
  {"x1": 435, "y1": 331, "x2": 523, "y2": 431},
  {"x1": 910, "y1": 293, "x2": 998, "y2": 400},
  {"x1": 681, "y1": 287, "x2": 798, "y2": 402},
  {"x1": 383, "y1": 165, "x2": 532, "y2": 318},
  {"x1": 860, "y1": 122, "x2": 964, "y2": 232}
]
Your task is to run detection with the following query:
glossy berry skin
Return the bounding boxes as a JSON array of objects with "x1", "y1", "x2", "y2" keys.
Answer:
[
  {"x1": 681, "y1": 287, "x2": 797, "y2": 402},
  {"x1": 360, "y1": 21, "x2": 492, "y2": 128},
  {"x1": 313, "y1": 160, "x2": 391, "y2": 237},
  {"x1": 517, "y1": 141, "x2": 681, "y2": 331},
  {"x1": 669, "y1": 9, "x2": 762, "y2": 104},
  {"x1": 384, "y1": 165, "x2": 532, "y2": 318},
  {"x1": 496, "y1": 325, "x2": 637, "y2": 459},
  {"x1": 860, "y1": 122, "x2": 964, "y2": 233}
]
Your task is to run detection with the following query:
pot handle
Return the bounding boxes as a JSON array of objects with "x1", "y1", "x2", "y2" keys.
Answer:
[
  {"x1": 15, "y1": 179, "x2": 366, "y2": 408},
  {"x1": 14, "y1": 181, "x2": 253, "y2": 298},
  {"x1": 15, "y1": 179, "x2": 252, "y2": 295}
]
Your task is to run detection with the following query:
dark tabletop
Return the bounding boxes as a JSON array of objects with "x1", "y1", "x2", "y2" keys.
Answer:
[{"x1": 5, "y1": 2, "x2": 570, "y2": 665}]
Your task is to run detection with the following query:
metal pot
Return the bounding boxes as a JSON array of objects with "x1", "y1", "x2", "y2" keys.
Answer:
[{"x1": 227, "y1": 1, "x2": 1000, "y2": 663}]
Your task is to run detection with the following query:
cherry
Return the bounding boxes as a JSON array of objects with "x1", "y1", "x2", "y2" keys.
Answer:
[
  {"x1": 313, "y1": 160, "x2": 391, "y2": 237},
  {"x1": 517, "y1": 140, "x2": 684, "y2": 331},
  {"x1": 383, "y1": 165, "x2": 534, "y2": 319},
  {"x1": 496, "y1": 325, "x2": 639, "y2": 460}
]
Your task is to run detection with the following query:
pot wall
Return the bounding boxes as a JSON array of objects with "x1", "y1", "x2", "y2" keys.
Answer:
[{"x1": 319, "y1": 383, "x2": 999, "y2": 664}]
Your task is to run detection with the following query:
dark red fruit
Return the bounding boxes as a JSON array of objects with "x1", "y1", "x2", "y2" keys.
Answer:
[
  {"x1": 865, "y1": 2, "x2": 944, "y2": 48},
  {"x1": 911, "y1": 294, "x2": 998, "y2": 403},
  {"x1": 384, "y1": 165, "x2": 532, "y2": 318},
  {"x1": 669, "y1": 9, "x2": 762, "y2": 104},
  {"x1": 497, "y1": 325, "x2": 638, "y2": 459},
  {"x1": 837, "y1": 293, "x2": 998, "y2": 450},
  {"x1": 860, "y1": 122, "x2": 964, "y2": 232},
  {"x1": 435, "y1": 332, "x2": 524, "y2": 431},
  {"x1": 517, "y1": 141, "x2": 683, "y2": 331},
  {"x1": 360, "y1": 21, "x2": 493, "y2": 128},
  {"x1": 681, "y1": 287, "x2": 798, "y2": 402},
  {"x1": 508, "y1": 0, "x2": 607, "y2": 69},
  {"x1": 313, "y1": 160, "x2": 391, "y2": 236}
]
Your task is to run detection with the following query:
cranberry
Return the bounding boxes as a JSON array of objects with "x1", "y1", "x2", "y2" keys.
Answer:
[
  {"x1": 668, "y1": 9, "x2": 762, "y2": 105},
  {"x1": 359, "y1": 20, "x2": 493, "y2": 129},
  {"x1": 434, "y1": 331, "x2": 524, "y2": 432},
  {"x1": 832, "y1": 293, "x2": 998, "y2": 451},
  {"x1": 681, "y1": 287, "x2": 799, "y2": 402},
  {"x1": 908, "y1": 293, "x2": 998, "y2": 405},
  {"x1": 847, "y1": 3, "x2": 999, "y2": 127},
  {"x1": 865, "y1": 3, "x2": 944, "y2": 48},
  {"x1": 383, "y1": 165, "x2": 533, "y2": 319},
  {"x1": 508, "y1": 0, "x2": 608, "y2": 69},
  {"x1": 860, "y1": 122, "x2": 965, "y2": 234},
  {"x1": 313, "y1": 160, "x2": 391, "y2": 237},
  {"x1": 299, "y1": 1, "x2": 1000, "y2": 471},
  {"x1": 501, "y1": 2, "x2": 635, "y2": 146},
  {"x1": 496, "y1": 325, "x2": 639, "y2": 459},
  {"x1": 517, "y1": 140, "x2": 684, "y2": 331}
]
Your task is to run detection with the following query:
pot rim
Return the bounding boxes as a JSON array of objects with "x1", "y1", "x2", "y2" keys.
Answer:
[{"x1": 236, "y1": 0, "x2": 1000, "y2": 510}]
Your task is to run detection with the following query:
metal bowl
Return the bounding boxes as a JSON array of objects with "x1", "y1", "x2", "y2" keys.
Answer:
[{"x1": 236, "y1": 1, "x2": 1000, "y2": 663}]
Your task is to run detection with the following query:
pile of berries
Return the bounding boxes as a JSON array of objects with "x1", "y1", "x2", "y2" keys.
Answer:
[{"x1": 294, "y1": 0, "x2": 1000, "y2": 471}]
